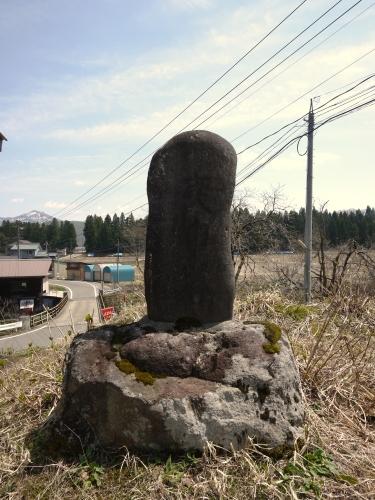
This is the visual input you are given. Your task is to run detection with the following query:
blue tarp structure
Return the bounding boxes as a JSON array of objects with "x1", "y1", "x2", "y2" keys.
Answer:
[
  {"x1": 84, "y1": 264, "x2": 95, "y2": 281},
  {"x1": 103, "y1": 264, "x2": 135, "y2": 283}
]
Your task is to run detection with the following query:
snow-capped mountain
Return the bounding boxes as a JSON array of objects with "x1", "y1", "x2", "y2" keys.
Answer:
[{"x1": 0, "y1": 210, "x2": 54, "y2": 223}]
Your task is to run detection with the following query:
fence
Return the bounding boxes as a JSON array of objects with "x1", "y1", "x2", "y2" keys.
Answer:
[{"x1": 30, "y1": 293, "x2": 68, "y2": 328}]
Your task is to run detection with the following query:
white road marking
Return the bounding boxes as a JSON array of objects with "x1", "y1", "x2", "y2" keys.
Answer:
[
  {"x1": 0, "y1": 324, "x2": 48, "y2": 341},
  {"x1": 87, "y1": 282, "x2": 99, "y2": 297}
]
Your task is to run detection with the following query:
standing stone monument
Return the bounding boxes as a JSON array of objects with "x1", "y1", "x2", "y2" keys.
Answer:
[
  {"x1": 145, "y1": 130, "x2": 236, "y2": 323},
  {"x1": 52, "y1": 130, "x2": 304, "y2": 456}
]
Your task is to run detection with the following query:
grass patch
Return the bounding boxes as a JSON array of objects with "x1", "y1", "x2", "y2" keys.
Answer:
[
  {"x1": 49, "y1": 284, "x2": 67, "y2": 292},
  {"x1": 275, "y1": 303, "x2": 314, "y2": 321},
  {"x1": 0, "y1": 284, "x2": 374, "y2": 498}
]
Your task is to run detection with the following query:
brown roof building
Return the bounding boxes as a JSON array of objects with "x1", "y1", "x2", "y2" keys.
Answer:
[{"x1": 0, "y1": 259, "x2": 51, "y2": 301}]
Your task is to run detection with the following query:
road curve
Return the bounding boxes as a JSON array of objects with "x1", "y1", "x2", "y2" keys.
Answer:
[{"x1": 0, "y1": 280, "x2": 100, "y2": 352}]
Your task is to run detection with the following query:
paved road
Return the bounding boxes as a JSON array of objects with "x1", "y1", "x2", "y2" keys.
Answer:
[{"x1": 0, "y1": 280, "x2": 100, "y2": 352}]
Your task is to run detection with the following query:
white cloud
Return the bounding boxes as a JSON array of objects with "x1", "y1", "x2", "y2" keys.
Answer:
[
  {"x1": 162, "y1": 0, "x2": 213, "y2": 10},
  {"x1": 1, "y1": 0, "x2": 374, "y2": 216},
  {"x1": 11, "y1": 197, "x2": 24, "y2": 203},
  {"x1": 44, "y1": 201, "x2": 67, "y2": 209}
]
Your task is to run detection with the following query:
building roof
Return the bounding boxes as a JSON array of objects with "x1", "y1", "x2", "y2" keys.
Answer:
[
  {"x1": 103, "y1": 264, "x2": 134, "y2": 271},
  {"x1": 93, "y1": 264, "x2": 108, "y2": 271},
  {"x1": 0, "y1": 259, "x2": 51, "y2": 278},
  {"x1": 9, "y1": 243, "x2": 41, "y2": 251}
]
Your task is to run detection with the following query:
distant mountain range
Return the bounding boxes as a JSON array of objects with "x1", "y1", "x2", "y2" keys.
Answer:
[
  {"x1": 0, "y1": 210, "x2": 54, "y2": 224},
  {"x1": 0, "y1": 210, "x2": 85, "y2": 246}
]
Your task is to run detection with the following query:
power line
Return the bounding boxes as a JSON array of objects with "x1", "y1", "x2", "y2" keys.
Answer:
[
  {"x1": 166, "y1": 0, "x2": 349, "y2": 137},
  {"x1": 236, "y1": 94, "x2": 375, "y2": 187},
  {"x1": 58, "y1": 0, "x2": 357, "y2": 218},
  {"x1": 236, "y1": 115, "x2": 307, "y2": 155},
  {"x1": 232, "y1": 46, "x2": 375, "y2": 144},
  {"x1": 53, "y1": 0, "x2": 309, "y2": 218},
  {"x1": 236, "y1": 124, "x2": 306, "y2": 183},
  {"x1": 62, "y1": 47, "x2": 374, "y2": 219},
  {"x1": 315, "y1": 95, "x2": 375, "y2": 129},
  {"x1": 191, "y1": 0, "x2": 363, "y2": 130},
  {"x1": 315, "y1": 72, "x2": 375, "y2": 106},
  {"x1": 77, "y1": 82, "x2": 375, "y2": 220},
  {"x1": 206, "y1": 1, "x2": 375, "y2": 131},
  {"x1": 315, "y1": 85, "x2": 375, "y2": 117}
]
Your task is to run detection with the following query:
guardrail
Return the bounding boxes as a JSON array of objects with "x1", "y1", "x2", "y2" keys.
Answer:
[
  {"x1": 0, "y1": 318, "x2": 19, "y2": 324},
  {"x1": 30, "y1": 293, "x2": 69, "y2": 328},
  {"x1": 0, "y1": 320, "x2": 23, "y2": 333}
]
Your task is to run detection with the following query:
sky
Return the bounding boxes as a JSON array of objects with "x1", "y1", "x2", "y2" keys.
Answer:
[{"x1": 0, "y1": 0, "x2": 374, "y2": 221}]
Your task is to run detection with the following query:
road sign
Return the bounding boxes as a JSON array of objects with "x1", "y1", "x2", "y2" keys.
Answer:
[{"x1": 101, "y1": 306, "x2": 114, "y2": 321}]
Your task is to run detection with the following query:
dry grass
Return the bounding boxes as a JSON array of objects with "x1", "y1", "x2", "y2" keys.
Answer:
[{"x1": 1, "y1": 281, "x2": 374, "y2": 499}]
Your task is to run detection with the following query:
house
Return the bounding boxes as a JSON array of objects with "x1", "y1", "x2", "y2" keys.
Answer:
[
  {"x1": 66, "y1": 261, "x2": 86, "y2": 281},
  {"x1": 8, "y1": 240, "x2": 44, "y2": 259},
  {"x1": 0, "y1": 258, "x2": 51, "y2": 313}
]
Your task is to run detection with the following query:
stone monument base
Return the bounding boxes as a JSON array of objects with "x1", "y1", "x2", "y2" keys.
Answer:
[{"x1": 54, "y1": 319, "x2": 304, "y2": 455}]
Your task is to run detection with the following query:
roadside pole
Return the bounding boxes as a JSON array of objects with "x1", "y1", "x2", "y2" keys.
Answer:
[
  {"x1": 116, "y1": 238, "x2": 120, "y2": 287},
  {"x1": 17, "y1": 223, "x2": 21, "y2": 259},
  {"x1": 304, "y1": 100, "x2": 314, "y2": 303}
]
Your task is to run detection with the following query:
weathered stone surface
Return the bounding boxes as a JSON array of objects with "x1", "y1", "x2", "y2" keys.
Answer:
[
  {"x1": 56, "y1": 320, "x2": 304, "y2": 454},
  {"x1": 145, "y1": 130, "x2": 237, "y2": 323}
]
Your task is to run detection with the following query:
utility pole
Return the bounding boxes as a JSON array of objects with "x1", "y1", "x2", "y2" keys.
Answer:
[
  {"x1": 17, "y1": 222, "x2": 21, "y2": 259},
  {"x1": 304, "y1": 99, "x2": 314, "y2": 303},
  {"x1": 116, "y1": 238, "x2": 120, "y2": 287}
]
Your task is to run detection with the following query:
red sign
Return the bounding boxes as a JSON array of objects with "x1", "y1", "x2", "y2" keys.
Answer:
[{"x1": 101, "y1": 306, "x2": 114, "y2": 321}]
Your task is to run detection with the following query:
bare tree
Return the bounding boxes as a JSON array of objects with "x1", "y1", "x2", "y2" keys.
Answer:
[{"x1": 231, "y1": 186, "x2": 292, "y2": 284}]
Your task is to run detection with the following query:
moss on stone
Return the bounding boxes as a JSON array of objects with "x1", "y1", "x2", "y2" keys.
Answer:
[
  {"x1": 115, "y1": 358, "x2": 165, "y2": 386},
  {"x1": 115, "y1": 359, "x2": 137, "y2": 375},
  {"x1": 243, "y1": 320, "x2": 282, "y2": 354},
  {"x1": 262, "y1": 342, "x2": 281, "y2": 354},
  {"x1": 262, "y1": 321, "x2": 282, "y2": 344},
  {"x1": 134, "y1": 371, "x2": 156, "y2": 385}
]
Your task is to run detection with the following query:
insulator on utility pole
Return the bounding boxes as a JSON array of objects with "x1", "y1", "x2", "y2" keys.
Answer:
[{"x1": 304, "y1": 99, "x2": 314, "y2": 303}]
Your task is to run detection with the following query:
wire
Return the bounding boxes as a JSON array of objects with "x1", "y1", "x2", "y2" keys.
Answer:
[
  {"x1": 231, "y1": 46, "x2": 375, "y2": 144},
  {"x1": 237, "y1": 94, "x2": 375, "y2": 187},
  {"x1": 58, "y1": 0, "x2": 358, "y2": 218},
  {"x1": 315, "y1": 95, "x2": 375, "y2": 130},
  {"x1": 236, "y1": 123, "x2": 305, "y2": 182},
  {"x1": 53, "y1": 0, "x2": 310, "y2": 218},
  {"x1": 236, "y1": 135, "x2": 302, "y2": 186},
  {"x1": 206, "y1": 1, "x2": 375, "y2": 132},
  {"x1": 315, "y1": 84, "x2": 375, "y2": 116},
  {"x1": 315, "y1": 74, "x2": 375, "y2": 109},
  {"x1": 236, "y1": 115, "x2": 307, "y2": 155},
  {"x1": 191, "y1": 0, "x2": 362, "y2": 130},
  {"x1": 296, "y1": 135, "x2": 308, "y2": 156},
  {"x1": 61, "y1": 42, "x2": 375, "y2": 216}
]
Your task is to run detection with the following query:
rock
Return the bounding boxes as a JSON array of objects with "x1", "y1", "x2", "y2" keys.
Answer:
[
  {"x1": 145, "y1": 130, "x2": 237, "y2": 323},
  {"x1": 55, "y1": 319, "x2": 304, "y2": 454}
]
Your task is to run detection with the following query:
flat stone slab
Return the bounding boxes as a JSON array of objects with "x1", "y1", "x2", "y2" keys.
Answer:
[{"x1": 57, "y1": 319, "x2": 304, "y2": 454}]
